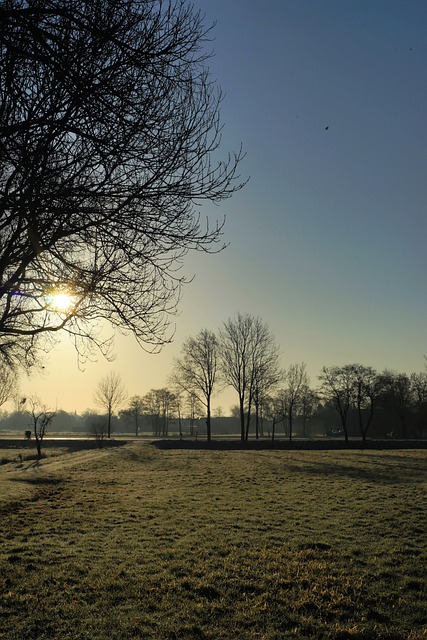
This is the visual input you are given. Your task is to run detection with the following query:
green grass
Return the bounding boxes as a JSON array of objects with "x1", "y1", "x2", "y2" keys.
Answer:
[{"x1": 0, "y1": 443, "x2": 426, "y2": 639}]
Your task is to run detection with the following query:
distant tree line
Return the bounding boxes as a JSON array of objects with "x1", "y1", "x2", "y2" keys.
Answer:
[
  {"x1": 1, "y1": 312, "x2": 426, "y2": 443},
  {"x1": 168, "y1": 313, "x2": 427, "y2": 443}
]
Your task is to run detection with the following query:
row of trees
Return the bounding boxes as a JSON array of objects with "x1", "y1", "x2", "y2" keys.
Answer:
[
  {"x1": 97, "y1": 313, "x2": 427, "y2": 443},
  {"x1": 318, "y1": 365, "x2": 427, "y2": 443},
  {"x1": 172, "y1": 315, "x2": 427, "y2": 442},
  {"x1": 2, "y1": 313, "x2": 426, "y2": 443}
]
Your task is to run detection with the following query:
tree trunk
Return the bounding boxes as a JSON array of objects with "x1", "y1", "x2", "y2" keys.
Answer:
[
  {"x1": 239, "y1": 399, "x2": 245, "y2": 441},
  {"x1": 255, "y1": 402, "x2": 259, "y2": 440},
  {"x1": 178, "y1": 408, "x2": 182, "y2": 440},
  {"x1": 206, "y1": 400, "x2": 211, "y2": 441},
  {"x1": 245, "y1": 395, "x2": 253, "y2": 441}
]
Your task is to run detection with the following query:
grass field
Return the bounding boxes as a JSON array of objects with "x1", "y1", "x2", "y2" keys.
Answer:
[{"x1": 0, "y1": 441, "x2": 426, "y2": 639}]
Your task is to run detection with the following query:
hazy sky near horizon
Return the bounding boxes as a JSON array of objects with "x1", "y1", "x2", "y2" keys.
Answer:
[{"x1": 17, "y1": 0, "x2": 427, "y2": 414}]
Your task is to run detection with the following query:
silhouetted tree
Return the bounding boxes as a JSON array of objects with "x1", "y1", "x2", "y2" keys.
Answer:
[
  {"x1": 128, "y1": 395, "x2": 144, "y2": 437},
  {"x1": 173, "y1": 329, "x2": 218, "y2": 440},
  {"x1": 299, "y1": 385, "x2": 318, "y2": 437},
  {"x1": 319, "y1": 364, "x2": 384, "y2": 443},
  {"x1": 220, "y1": 313, "x2": 280, "y2": 440},
  {"x1": 90, "y1": 419, "x2": 108, "y2": 447},
  {"x1": 93, "y1": 372, "x2": 127, "y2": 438},
  {"x1": 410, "y1": 372, "x2": 427, "y2": 437},
  {"x1": 142, "y1": 388, "x2": 176, "y2": 436},
  {"x1": 263, "y1": 393, "x2": 285, "y2": 441},
  {"x1": 318, "y1": 365, "x2": 354, "y2": 442},
  {"x1": 25, "y1": 396, "x2": 55, "y2": 459},
  {"x1": 284, "y1": 363, "x2": 309, "y2": 442},
  {"x1": 184, "y1": 391, "x2": 203, "y2": 436},
  {"x1": 252, "y1": 340, "x2": 282, "y2": 440},
  {"x1": 350, "y1": 365, "x2": 381, "y2": 444},
  {"x1": 379, "y1": 371, "x2": 412, "y2": 439},
  {"x1": 142, "y1": 389, "x2": 160, "y2": 436},
  {"x1": 410, "y1": 372, "x2": 427, "y2": 406},
  {"x1": 0, "y1": 0, "x2": 244, "y2": 369}
]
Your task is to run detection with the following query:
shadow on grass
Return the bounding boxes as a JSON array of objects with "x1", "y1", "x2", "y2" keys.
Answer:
[
  {"x1": 0, "y1": 438, "x2": 129, "y2": 451},
  {"x1": 151, "y1": 438, "x2": 427, "y2": 451},
  {"x1": 285, "y1": 457, "x2": 425, "y2": 484},
  {"x1": 10, "y1": 476, "x2": 64, "y2": 486}
]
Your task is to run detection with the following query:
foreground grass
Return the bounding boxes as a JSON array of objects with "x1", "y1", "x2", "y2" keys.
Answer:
[{"x1": 0, "y1": 442, "x2": 426, "y2": 639}]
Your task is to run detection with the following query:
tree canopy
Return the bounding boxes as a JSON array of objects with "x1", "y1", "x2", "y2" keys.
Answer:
[{"x1": 0, "y1": 0, "x2": 243, "y2": 368}]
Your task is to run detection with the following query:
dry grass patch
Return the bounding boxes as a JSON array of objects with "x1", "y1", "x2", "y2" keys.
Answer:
[{"x1": 0, "y1": 443, "x2": 426, "y2": 639}]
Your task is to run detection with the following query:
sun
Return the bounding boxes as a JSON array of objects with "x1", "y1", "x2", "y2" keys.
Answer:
[{"x1": 48, "y1": 292, "x2": 73, "y2": 312}]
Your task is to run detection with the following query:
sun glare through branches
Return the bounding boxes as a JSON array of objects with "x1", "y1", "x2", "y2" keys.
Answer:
[{"x1": 47, "y1": 292, "x2": 74, "y2": 313}]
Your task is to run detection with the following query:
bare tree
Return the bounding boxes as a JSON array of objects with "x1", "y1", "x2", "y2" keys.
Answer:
[
  {"x1": 410, "y1": 371, "x2": 427, "y2": 406},
  {"x1": 171, "y1": 387, "x2": 184, "y2": 439},
  {"x1": 318, "y1": 365, "x2": 354, "y2": 442},
  {"x1": 0, "y1": 0, "x2": 244, "y2": 369},
  {"x1": 263, "y1": 393, "x2": 285, "y2": 441},
  {"x1": 173, "y1": 329, "x2": 218, "y2": 441},
  {"x1": 25, "y1": 396, "x2": 55, "y2": 459},
  {"x1": 351, "y1": 365, "x2": 381, "y2": 445},
  {"x1": 299, "y1": 385, "x2": 318, "y2": 438},
  {"x1": 0, "y1": 362, "x2": 16, "y2": 409},
  {"x1": 158, "y1": 389, "x2": 177, "y2": 437},
  {"x1": 93, "y1": 372, "x2": 127, "y2": 438},
  {"x1": 220, "y1": 313, "x2": 280, "y2": 441},
  {"x1": 126, "y1": 395, "x2": 144, "y2": 437},
  {"x1": 219, "y1": 313, "x2": 253, "y2": 441},
  {"x1": 319, "y1": 364, "x2": 383, "y2": 443},
  {"x1": 252, "y1": 339, "x2": 282, "y2": 440},
  {"x1": 90, "y1": 419, "x2": 108, "y2": 447},
  {"x1": 142, "y1": 388, "x2": 176, "y2": 437},
  {"x1": 284, "y1": 363, "x2": 309, "y2": 442},
  {"x1": 379, "y1": 370, "x2": 412, "y2": 439},
  {"x1": 141, "y1": 390, "x2": 161, "y2": 436},
  {"x1": 410, "y1": 372, "x2": 427, "y2": 437},
  {"x1": 118, "y1": 395, "x2": 144, "y2": 437}
]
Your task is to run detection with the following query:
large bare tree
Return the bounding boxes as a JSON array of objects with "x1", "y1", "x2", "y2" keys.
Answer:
[
  {"x1": 172, "y1": 329, "x2": 218, "y2": 440},
  {"x1": 93, "y1": 372, "x2": 127, "y2": 438},
  {"x1": 220, "y1": 313, "x2": 280, "y2": 441},
  {"x1": 0, "y1": 0, "x2": 244, "y2": 369}
]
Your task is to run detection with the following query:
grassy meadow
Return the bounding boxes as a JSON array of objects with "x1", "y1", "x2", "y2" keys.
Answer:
[{"x1": 0, "y1": 440, "x2": 426, "y2": 639}]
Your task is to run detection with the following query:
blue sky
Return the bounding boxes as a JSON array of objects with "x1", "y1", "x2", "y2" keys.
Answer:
[{"x1": 21, "y1": 0, "x2": 427, "y2": 414}]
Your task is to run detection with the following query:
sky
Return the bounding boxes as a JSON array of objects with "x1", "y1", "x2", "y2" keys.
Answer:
[{"x1": 16, "y1": 0, "x2": 427, "y2": 415}]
